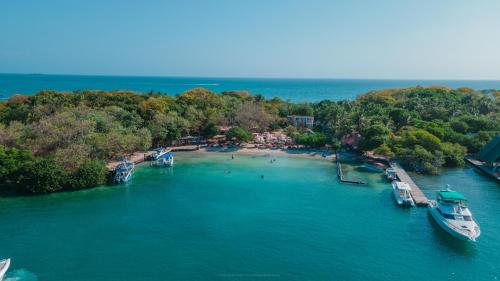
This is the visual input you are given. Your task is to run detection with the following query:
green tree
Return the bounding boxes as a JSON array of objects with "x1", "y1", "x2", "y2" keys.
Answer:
[
  {"x1": 396, "y1": 145, "x2": 444, "y2": 175},
  {"x1": 69, "y1": 160, "x2": 108, "y2": 190},
  {"x1": 202, "y1": 123, "x2": 219, "y2": 138},
  {"x1": 226, "y1": 126, "x2": 253, "y2": 142},
  {"x1": 441, "y1": 142, "x2": 466, "y2": 166},
  {"x1": 359, "y1": 123, "x2": 390, "y2": 150},
  {"x1": 0, "y1": 145, "x2": 35, "y2": 184},
  {"x1": 295, "y1": 132, "x2": 328, "y2": 147},
  {"x1": 16, "y1": 158, "x2": 68, "y2": 194}
]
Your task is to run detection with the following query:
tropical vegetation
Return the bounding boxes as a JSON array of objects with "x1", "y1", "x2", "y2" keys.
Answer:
[{"x1": 0, "y1": 86, "x2": 498, "y2": 194}]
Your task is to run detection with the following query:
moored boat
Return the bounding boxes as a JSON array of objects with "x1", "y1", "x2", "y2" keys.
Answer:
[
  {"x1": 151, "y1": 151, "x2": 174, "y2": 167},
  {"x1": 428, "y1": 187, "x2": 480, "y2": 242},
  {"x1": 392, "y1": 181, "x2": 415, "y2": 207},
  {"x1": 0, "y1": 258, "x2": 10, "y2": 281},
  {"x1": 113, "y1": 158, "x2": 135, "y2": 184},
  {"x1": 385, "y1": 168, "x2": 397, "y2": 181},
  {"x1": 148, "y1": 147, "x2": 171, "y2": 160},
  {"x1": 362, "y1": 160, "x2": 386, "y2": 173}
]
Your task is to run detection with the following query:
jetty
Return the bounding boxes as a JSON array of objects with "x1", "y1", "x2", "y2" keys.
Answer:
[
  {"x1": 389, "y1": 163, "x2": 429, "y2": 206},
  {"x1": 336, "y1": 152, "x2": 367, "y2": 185},
  {"x1": 464, "y1": 136, "x2": 500, "y2": 183},
  {"x1": 106, "y1": 151, "x2": 153, "y2": 171},
  {"x1": 465, "y1": 157, "x2": 500, "y2": 183},
  {"x1": 106, "y1": 145, "x2": 202, "y2": 171}
]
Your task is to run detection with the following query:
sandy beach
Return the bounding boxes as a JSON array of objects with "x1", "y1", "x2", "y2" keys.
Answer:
[{"x1": 190, "y1": 146, "x2": 336, "y2": 161}]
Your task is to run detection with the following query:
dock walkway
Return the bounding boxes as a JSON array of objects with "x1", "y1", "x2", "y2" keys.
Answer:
[
  {"x1": 389, "y1": 163, "x2": 429, "y2": 206},
  {"x1": 465, "y1": 157, "x2": 500, "y2": 183},
  {"x1": 106, "y1": 151, "x2": 153, "y2": 171},
  {"x1": 106, "y1": 145, "x2": 202, "y2": 171}
]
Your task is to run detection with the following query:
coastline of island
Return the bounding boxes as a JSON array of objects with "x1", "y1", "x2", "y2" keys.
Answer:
[{"x1": 0, "y1": 86, "x2": 499, "y2": 195}]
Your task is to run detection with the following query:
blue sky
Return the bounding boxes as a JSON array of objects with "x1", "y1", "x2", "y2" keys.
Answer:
[{"x1": 0, "y1": 0, "x2": 499, "y2": 79}]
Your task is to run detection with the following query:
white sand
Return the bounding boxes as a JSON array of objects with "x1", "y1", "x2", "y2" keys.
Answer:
[{"x1": 190, "y1": 147, "x2": 336, "y2": 161}]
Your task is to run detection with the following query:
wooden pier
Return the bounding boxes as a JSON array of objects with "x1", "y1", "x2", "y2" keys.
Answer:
[
  {"x1": 106, "y1": 151, "x2": 153, "y2": 171},
  {"x1": 389, "y1": 163, "x2": 429, "y2": 206},
  {"x1": 465, "y1": 157, "x2": 500, "y2": 183},
  {"x1": 336, "y1": 152, "x2": 367, "y2": 185}
]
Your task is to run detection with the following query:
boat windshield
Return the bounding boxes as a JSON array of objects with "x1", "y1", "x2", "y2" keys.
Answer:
[
  {"x1": 437, "y1": 208, "x2": 473, "y2": 221},
  {"x1": 437, "y1": 208, "x2": 455, "y2": 220},
  {"x1": 438, "y1": 198, "x2": 467, "y2": 207}
]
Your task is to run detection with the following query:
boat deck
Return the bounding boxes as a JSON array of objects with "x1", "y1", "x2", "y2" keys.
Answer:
[{"x1": 389, "y1": 163, "x2": 429, "y2": 206}]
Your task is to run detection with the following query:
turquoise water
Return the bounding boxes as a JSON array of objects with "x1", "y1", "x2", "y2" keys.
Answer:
[
  {"x1": 1, "y1": 73, "x2": 500, "y2": 101},
  {"x1": 1, "y1": 153, "x2": 499, "y2": 280}
]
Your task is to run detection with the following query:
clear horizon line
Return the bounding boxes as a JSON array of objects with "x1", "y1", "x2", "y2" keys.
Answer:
[{"x1": 1, "y1": 71, "x2": 500, "y2": 82}]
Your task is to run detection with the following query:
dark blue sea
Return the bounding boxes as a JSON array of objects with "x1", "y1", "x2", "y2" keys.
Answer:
[{"x1": 1, "y1": 73, "x2": 499, "y2": 101}]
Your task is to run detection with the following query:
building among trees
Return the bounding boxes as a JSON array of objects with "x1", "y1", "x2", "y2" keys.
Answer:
[
  {"x1": 478, "y1": 135, "x2": 500, "y2": 167},
  {"x1": 287, "y1": 115, "x2": 314, "y2": 128}
]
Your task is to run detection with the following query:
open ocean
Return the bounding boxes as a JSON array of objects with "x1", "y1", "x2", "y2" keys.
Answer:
[{"x1": 1, "y1": 73, "x2": 499, "y2": 101}]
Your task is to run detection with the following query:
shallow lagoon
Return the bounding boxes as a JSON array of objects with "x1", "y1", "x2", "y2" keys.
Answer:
[{"x1": 0, "y1": 152, "x2": 499, "y2": 280}]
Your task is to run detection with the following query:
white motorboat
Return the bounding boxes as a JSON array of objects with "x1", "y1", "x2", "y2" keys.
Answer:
[
  {"x1": 392, "y1": 181, "x2": 415, "y2": 207},
  {"x1": 428, "y1": 187, "x2": 481, "y2": 242},
  {"x1": 0, "y1": 258, "x2": 10, "y2": 281}
]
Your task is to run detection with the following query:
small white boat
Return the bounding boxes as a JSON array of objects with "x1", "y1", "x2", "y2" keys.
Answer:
[
  {"x1": 392, "y1": 181, "x2": 415, "y2": 207},
  {"x1": 428, "y1": 187, "x2": 480, "y2": 242},
  {"x1": 0, "y1": 258, "x2": 10, "y2": 281},
  {"x1": 385, "y1": 168, "x2": 397, "y2": 181},
  {"x1": 151, "y1": 151, "x2": 174, "y2": 167}
]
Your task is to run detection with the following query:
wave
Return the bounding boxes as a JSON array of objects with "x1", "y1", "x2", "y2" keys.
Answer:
[{"x1": 4, "y1": 269, "x2": 38, "y2": 281}]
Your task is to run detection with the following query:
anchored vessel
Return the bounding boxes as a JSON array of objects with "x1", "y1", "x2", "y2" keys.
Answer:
[
  {"x1": 385, "y1": 168, "x2": 397, "y2": 181},
  {"x1": 150, "y1": 147, "x2": 174, "y2": 167},
  {"x1": 392, "y1": 181, "x2": 415, "y2": 207},
  {"x1": 362, "y1": 160, "x2": 386, "y2": 173},
  {"x1": 0, "y1": 258, "x2": 10, "y2": 281},
  {"x1": 428, "y1": 187, "x2": 481, "y2": 242},
  {"x1": 113, "y1": 158, "x2": 135, "y2": 183}
]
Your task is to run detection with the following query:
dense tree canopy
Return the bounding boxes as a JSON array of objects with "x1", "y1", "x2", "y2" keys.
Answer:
[
  {"x1": 0, "y1": 86, "x2": 498, "y2": 194},
  {"x1": 226, "y1": 126, "x2": 253, "y2": 142}
]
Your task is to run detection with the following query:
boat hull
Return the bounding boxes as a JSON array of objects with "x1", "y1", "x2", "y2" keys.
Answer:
[
  {"x1": 114, "y1": 168, "x2": 134, "y2": 183},
  {"x1": 392, "y1": 191, "x2": 414, "y2": 207},
  {"x1": 428, "y1": 204, "x2": 479, "y2": 242},
  {"x1": 391, "y1": 182, "x2": 415, "y2": 207},
  {"x1": 151, "y1": 157, "x2": 174, "y2": 167},
  {"x1": 362, "y1": 164, "x2": 385, "y2": 173},
  {"x1": 0, "y1": 258, "x2": 10, "y2": 281}
]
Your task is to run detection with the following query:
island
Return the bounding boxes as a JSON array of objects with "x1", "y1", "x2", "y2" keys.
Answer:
[{"x1": 0, "y1": 86, "x2": 499, "y2": 194}]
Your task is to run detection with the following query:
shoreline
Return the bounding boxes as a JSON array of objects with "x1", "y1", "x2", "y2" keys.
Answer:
[{"x1": 182, "y1": 147, "x2": 336, "y2": 161}]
